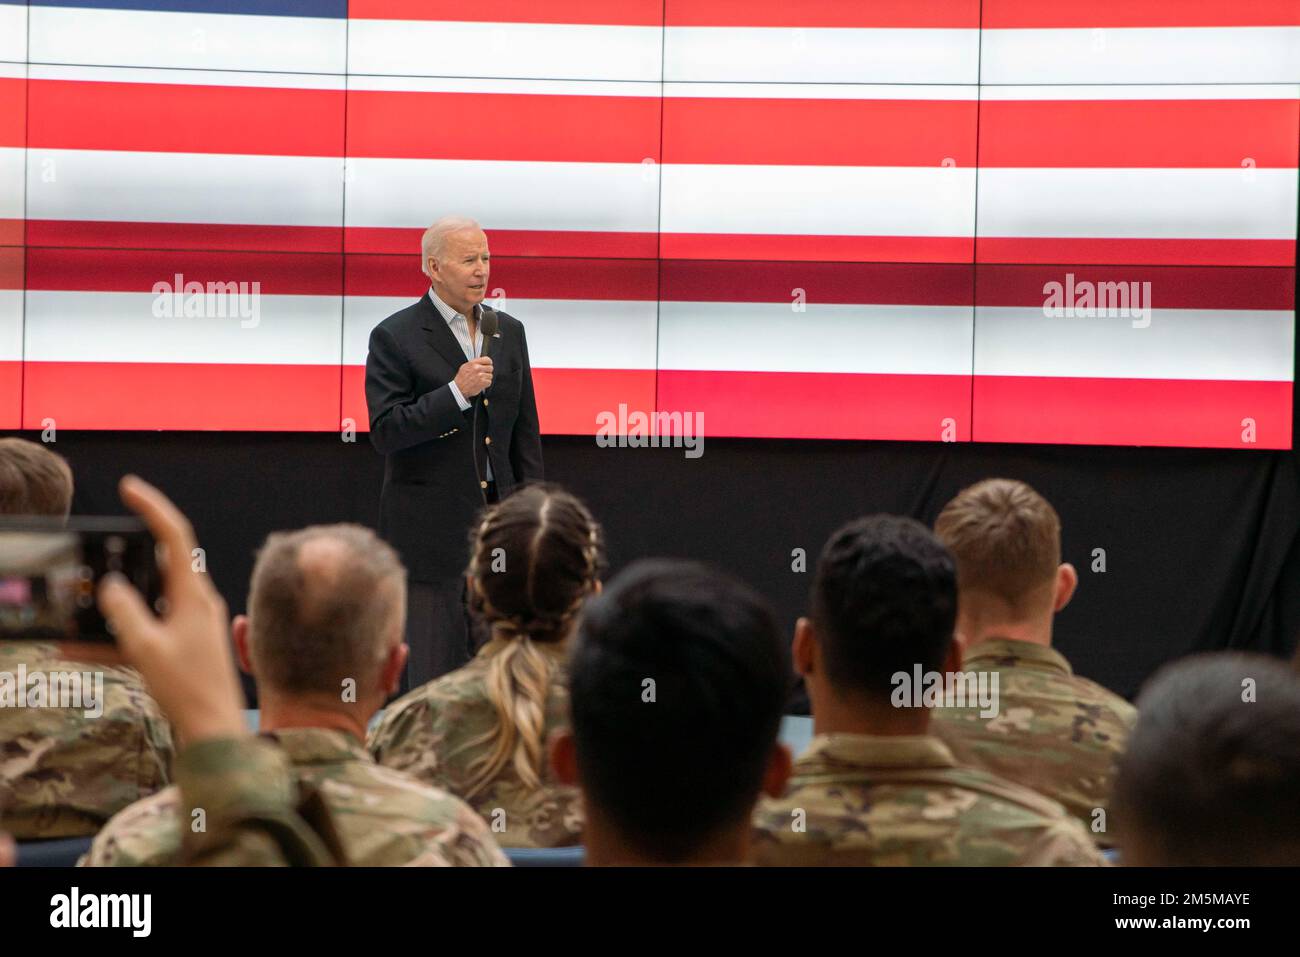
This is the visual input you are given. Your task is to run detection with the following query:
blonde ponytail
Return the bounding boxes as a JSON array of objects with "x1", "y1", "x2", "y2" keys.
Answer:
[
  {"x1": 461, "y1": 633, "x2": 554, "y2": 798},
  {"x1": 457, "y1": 484, "x2": 605, "y2": 799}
]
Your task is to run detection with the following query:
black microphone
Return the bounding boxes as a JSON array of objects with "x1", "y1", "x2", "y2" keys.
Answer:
[
  {"x1": 479, "y1": 306, "x2": 499, "y2": 360},
  {"x1": 472, "y1": 306, "x2": 499, "y2": 501}
]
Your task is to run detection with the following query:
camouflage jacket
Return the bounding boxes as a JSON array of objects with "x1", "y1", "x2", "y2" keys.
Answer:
[
  {"x1": 369, "y1": 636, "x2": 581, "y2": 848},
  {"x1": 0, "y1": 641, "x2": 174, "y2": 838},
  {"x1": 83, "y1": 727, "x2": 509, "y2": 867},
  {"x1": 751, "y1": 733, "x2": 1108, "y2": 866},
  {"x1": 173, "y1": 737, "x2": 343, "y2": 867},
  {"x1": 931, "y1": 638, "x2": 1136, "y2": 843}
]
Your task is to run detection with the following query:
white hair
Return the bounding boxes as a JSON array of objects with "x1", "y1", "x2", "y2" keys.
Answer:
[{"x1": 421, "y1": 216, "x2": 483, "y2": 277}]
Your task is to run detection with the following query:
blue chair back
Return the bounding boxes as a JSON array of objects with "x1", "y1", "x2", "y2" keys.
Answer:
[
  {"x1": 504, "y1": 845, "x2": 585, "y2": 867},
  {"x1": 16, "y1": 836, "x2": 94, "y2": 867}
]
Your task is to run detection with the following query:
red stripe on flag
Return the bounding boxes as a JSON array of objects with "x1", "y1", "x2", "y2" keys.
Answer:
[
  {"x1": 979, "y1": 99, "x2": 1300, "y2": 169},
  {"x1": 22, "y1": 362, "x2": 342, "y2": 430},
  {"x1": 345, "y1": 255, "x2": 658, "y2": 300},
  {"x1": 972, "y1": 375, "x2": 1293, "y2": 448},
  {"x1": 348, "y1": 0, "x2": 980, "y2": 27},
  {"x1": 0, "y1": 247, "x2": 22, "y2": 289},
  {"x1": 26, "y1": 220, "x2": 343, "y2": 253},
  {"x1": 975, "y1": 264, "x2": 1295, "y2": 310},
  {"x1": 976, "y1": 237, "x2": 1295, "y2": 267},
  {"x1": 661, "y1": 261, "x2": 974, "y2": 305},
  {"x1": 0, "y1": 77, "x2": 24, "y2": 148},
  {"x1": 536, "y1": 368, "x2": 658, "y2": 435},
  {"x1": 661, "y1": 233, "x2": 975, "y2": 263},
  {"x1": 347, "y1": 90, "x2": 660, "y2": 163},
  {"x1": 0, "y1": 361, "x2": 20, "y2": 430},
  {"x1": 347, "y1": 0, "x2": 663, "y2": 25},
  {"x1": 667, "y1": 0, "x2": 980, "y2": 28},
  {"x1": 0, "y1": 221, "x2": 23, "y2": 247},
  {"x1": 656, "y1": 370, "x2": 971, "y2": 440},
  {"x1": 983, "y1": 0, "x2": 1300, "y2": 28},
  {"x1": 26, "y1": 248, "x2": 342, "y2": 295},
  {"x1": 342, "y1": 365, "x2": 657, "y2": 436},
  {"x1": 663, "y1": 97, "x2": 976, "y2": 167},
  {"x1": 346, "y1": 226, "x2": 659, "y2": 259},
  {"x1": 28, "y1": 80, "x2": 345, "y2": 157}
]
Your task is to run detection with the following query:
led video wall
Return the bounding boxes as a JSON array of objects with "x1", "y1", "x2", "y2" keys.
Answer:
[{"x1": 0, "y1": 0, "x2": 1295, "y2": 447}]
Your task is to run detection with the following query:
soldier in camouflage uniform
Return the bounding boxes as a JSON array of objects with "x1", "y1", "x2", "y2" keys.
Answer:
[
  {"x1": 0, "y1": 438, "x2": 174, "y2": 839},
  {"x1": 370, "y1": 485, "x2": 603, "y2": 848},
  {"x1": 751, "y1": 515, "x2": 1105, "y2": 866},
  {"x1": 931, "y1": 479, "x2": 1136, "y2": 843},
  {"x1": 173, "y1": 737, "x2": 343, "y2": 867},
  {"x1": 85, "y1": 522, "x2": 505, "y2": 867},
  {"x1": 1, "y1": 643, "x2": 174, "y2": 838},
  {"x1": 86, "y1": 726, "x2": 502, "y2": 866},
  {"x1": 72, "y1": 475, "x2": 343, "y2": 868},
  {"x1": 752, "y1": 733, "x2": 1104, "y2": 865}
]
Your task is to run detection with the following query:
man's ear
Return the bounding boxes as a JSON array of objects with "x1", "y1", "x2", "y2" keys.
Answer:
[
  {"x1": 792, "y1": 617, "x2": 816, "y2": 678},
  {"x1": 761, "y1": 742, "x2": 793, "y2": 798},
  {"x1": 549, "y1": 729, "x2": 579, "y2": 786},
  {"x1": 380, "y1": 643, "x2": 409, "y2": 697},
  {"x1": 1054, "y1": 563, "x2": 1078, "y2": 613},
  {"x1": 942, "y1": 633, "x2": 964, "y2": 673},
  {"x1": 232, "y1": 615, "x2": 253, "y2": 675}
]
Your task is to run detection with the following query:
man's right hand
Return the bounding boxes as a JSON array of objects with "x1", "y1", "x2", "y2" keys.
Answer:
[{"x1": 454, "y1": 357, "x2": 493, "y2": 398}]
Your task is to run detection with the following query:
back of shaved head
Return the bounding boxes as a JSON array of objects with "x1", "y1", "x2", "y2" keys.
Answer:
[{"x1": 248, "y1": 524, "x2": 407, "y2": 695}]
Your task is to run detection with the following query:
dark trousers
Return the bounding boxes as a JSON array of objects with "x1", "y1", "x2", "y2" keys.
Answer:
[
  {"x1": 399, "y1": 482, "x2": 497, "y2": 693},
  {"x1": 401, "y1": 577, "x2": 477, "y2": 693}
]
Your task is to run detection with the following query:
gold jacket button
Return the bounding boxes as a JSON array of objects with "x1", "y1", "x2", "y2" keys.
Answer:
[
  {"x1": 480, "y1": 480, "x2": 488, "y2": 489},
  {"x1": 483, "y1": 398, "x2": 490, "y2": 406},
  {"x1": 484, "y1": 436, "x2": 492, "y2": 445}
]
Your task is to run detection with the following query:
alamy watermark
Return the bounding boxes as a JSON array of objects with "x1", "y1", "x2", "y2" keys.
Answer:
[
  {"x1": 0, "y1": 665, "x2": 104, "y2": 718},
  {"x1": 595, "y1": 404, "x2": 704, "y2": 459},
  {"x1": 891, "y1": 665, "x2": 999, "y2": 719},
  {"x1": 1042, "y1": 272, "x2": 1151, "y2": 328},
  {"x1": 151, "y1": 273, "x2": 261, "y2": 328}
]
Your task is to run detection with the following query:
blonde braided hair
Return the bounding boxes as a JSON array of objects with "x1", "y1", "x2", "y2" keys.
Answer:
[{"x1": 459, "y1": 484, "x2": 604, "y2": 798}]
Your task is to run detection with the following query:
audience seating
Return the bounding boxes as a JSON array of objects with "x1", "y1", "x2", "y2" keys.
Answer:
[{"x1": 16, "y1": 836, "x2": 94, "y2": 867}]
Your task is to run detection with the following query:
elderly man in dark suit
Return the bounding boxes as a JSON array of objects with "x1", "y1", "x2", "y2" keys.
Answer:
[{"x1": 366, "y1": 216, "x2": 544, "y2": 688}]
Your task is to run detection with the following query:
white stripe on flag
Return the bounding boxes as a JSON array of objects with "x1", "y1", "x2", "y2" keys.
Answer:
[
  {"x1": 345, "y1": 157, "x2": 659, "y2": 233},
  {"x1": 343, "y1": 296, "x2": 658, "y2": 369},
  {"x1": 974, "y1": 307, "x2": 1295, "y2": 381},
  {"x1": 348, "y1": 20, "x2": 663, "y2": 82},
  {"x1": 28, "y1": 62, "x2": 347, "y2": 90},
  {"x1": 0, "y1": 148, "x2": 22, "y2": 220},
  {"x1": 657, "y1": 302, "x2": 974, "y2": 375},
  {"x1": 26, "y1": 149, "x2": 345, "y2": 227},
  {"x1": 24, "y1": 291, "x2": 342, "y2": 365},
  {"x1": 977, "y1": 168, "x2": 1297, "y2": 240},
  {"x1": 0, "y1": 290, "x2": 21, "y2": 362},
  {"x1": 981, "y1": 26, "x2": 1300, "y2": 85},
  {"x1": 660, "y1": 165, "x2": 977, "y2": 239},
  {"x1": 28, "y1": 8, "x2": 347, "y2": 75},
  {"x1": 0, "y1": 4, "x2": 25, "y2": 64},
  {"x1": 664, "y1": 27, "x2": 979, "y2": 84}
]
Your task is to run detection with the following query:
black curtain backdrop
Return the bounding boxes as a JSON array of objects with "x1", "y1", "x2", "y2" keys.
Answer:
[{"x1": 12, "y1": 428, "x2": 1298, "y2": 707}]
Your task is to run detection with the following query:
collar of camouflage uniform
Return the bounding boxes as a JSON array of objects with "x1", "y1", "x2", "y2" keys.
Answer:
[{"x1": 963, "y1": 637, "x2": 1073, "y2": 675}]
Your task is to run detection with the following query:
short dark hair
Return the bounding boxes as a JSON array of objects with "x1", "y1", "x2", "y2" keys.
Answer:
[
  {"x1": 811, "y1": 515, "x2": 957, "y2": 697},
  {"x1": 1112, "y1": 653, "x2": 1300, "y2": 865},
  {"x1": 0, "y1": 438, "x2": 73, "y2": 518},
  {"x1": 568, "y1": 559, "x2": 789, "y2": 863}
]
